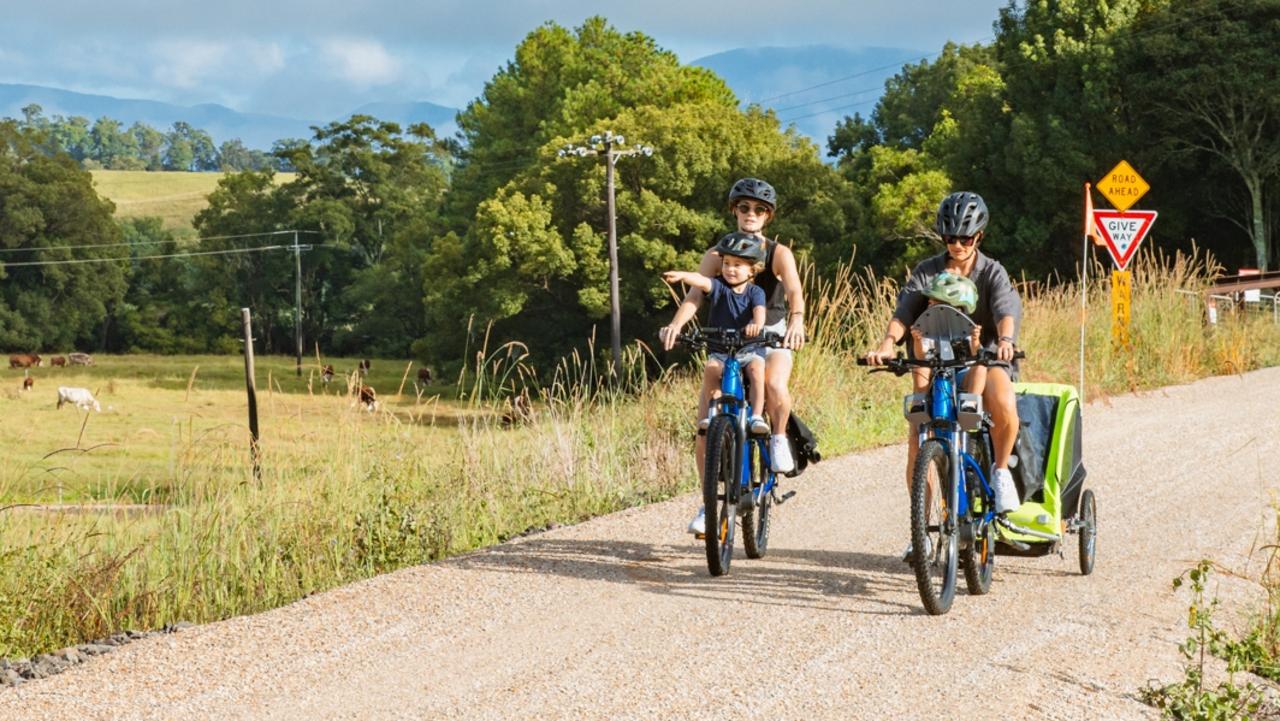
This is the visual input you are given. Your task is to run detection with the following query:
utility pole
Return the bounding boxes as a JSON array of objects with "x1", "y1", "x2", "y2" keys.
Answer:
[
  {"x1": 559, "y1": 131, "x2": 654, "y2": 377},
  {"x1": 288, "y1": 232, "x2": 316, "y2": 377}
]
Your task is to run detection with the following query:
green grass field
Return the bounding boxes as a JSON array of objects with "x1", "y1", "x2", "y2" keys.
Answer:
[
  {"x1": 90, "y1": 170, "x2": 296, "y2": 231},
  {"x1": 0, "y1": 354, "x2": 463, "y2": 504}
]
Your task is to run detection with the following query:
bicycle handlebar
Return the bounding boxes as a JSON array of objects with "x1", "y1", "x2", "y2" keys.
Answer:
[
  {"x1": 672, "y1": 327, "x2": 785, "y2": 354},
  {"x1": 856, "y1": 349, "x2": 1026, "y2": 376}
]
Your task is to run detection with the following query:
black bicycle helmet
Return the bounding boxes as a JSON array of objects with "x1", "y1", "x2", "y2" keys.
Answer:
[
  {"x1": 727, "y1": 177, "x2": 777, "y2": 210},
  {"x1": 935, "y1": 191, "x2": 989, "y2": 237},
  {"x1": 713, "y1": 232, "x2": 767, "y2": 264}
]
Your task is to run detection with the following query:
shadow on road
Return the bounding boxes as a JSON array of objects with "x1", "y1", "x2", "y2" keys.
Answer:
[{"x1": 453, "y1": 536, "x2": 921, "y2": 616}]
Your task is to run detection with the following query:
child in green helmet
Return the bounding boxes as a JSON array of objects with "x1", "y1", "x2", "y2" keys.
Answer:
[{"x1": 911, "y1": 271, "x2": 987, "y2": 394}]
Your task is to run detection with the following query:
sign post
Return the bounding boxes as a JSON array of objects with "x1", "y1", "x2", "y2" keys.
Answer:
[
  {"x1": 1092, "y1": 160, "x2": 1156, "y2": 354},
  {"x1": 1110, "y1": 270, "x2": 1132, "y2": 349}
]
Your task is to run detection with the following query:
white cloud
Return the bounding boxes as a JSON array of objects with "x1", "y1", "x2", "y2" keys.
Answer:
[
  {"x1": 321, "y1": 38, "x2": 400, "y2": 86},
  {"x1": 150, "y1": 40, "x2": 229, "y2": 89}
]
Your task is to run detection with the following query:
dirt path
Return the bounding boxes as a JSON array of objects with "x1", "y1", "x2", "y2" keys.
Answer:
[{"x1": 5, "y1": 368, "x2": 1279, "y2": 720}]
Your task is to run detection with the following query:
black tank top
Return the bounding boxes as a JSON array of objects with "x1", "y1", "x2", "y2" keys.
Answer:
[{"x1": 755, "y1": 240, "x2": 788, "y2": 325}]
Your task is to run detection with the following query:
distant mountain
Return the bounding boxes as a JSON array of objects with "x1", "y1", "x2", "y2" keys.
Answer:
[
  {"x1": 691, "y1": 44, "x2": 925, "y2": 149},
  {"x1": 0, "y1": 84, "x2": 317, "y2": 149},
  {"x1": 0, "y1": 84, "x2": 462, "y2": 151},
  {"x1": 351, "y1": 101, "x2": 459, "y2": 139}
]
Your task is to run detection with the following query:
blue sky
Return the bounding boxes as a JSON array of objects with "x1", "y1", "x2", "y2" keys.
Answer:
[{"x1": 0, "y1": 1, "x2": 1009, "y2": 119}]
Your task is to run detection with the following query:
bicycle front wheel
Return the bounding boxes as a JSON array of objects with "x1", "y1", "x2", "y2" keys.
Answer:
[
  {"x1": 911, "y1": 439, "x2": 958, "y2": 615},
  {"x1": 742, "y1": 441, "x2": 772, "y2": 559},
  {"x1": 703, "y1": 415, "x2": 738, "y2": 576}
]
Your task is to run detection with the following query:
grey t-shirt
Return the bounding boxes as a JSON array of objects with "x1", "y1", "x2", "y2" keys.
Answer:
[{"x1": 891, "y1": 251, "x2": 1022, "y2": 353}]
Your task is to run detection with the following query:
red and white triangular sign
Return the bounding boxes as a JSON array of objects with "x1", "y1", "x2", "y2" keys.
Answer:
[{"x1": 1092, "y1": 210, "x2": 1157, "y2": 270}]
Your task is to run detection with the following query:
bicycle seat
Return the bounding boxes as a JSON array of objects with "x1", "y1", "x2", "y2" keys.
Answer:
[{"x1": 912, "y1": 304, "x2": 976, "y2": 341}]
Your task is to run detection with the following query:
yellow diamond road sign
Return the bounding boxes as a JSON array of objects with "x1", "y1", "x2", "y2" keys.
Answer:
[{"x1": 1097, "y1": 160, "x2": 1150, "y2": 212}]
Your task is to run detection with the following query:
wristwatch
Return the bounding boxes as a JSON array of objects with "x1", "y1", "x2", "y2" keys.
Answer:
[{"x1": 998, "y1": 335, "x2": 1016, "y2": 344}]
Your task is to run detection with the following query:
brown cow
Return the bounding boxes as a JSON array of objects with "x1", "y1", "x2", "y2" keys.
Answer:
[
  {"x1": 9, "y1": 354, "x2": 40, "y2": 369},
  {"x1": 50, "y1": 356, "x2": 67, "y2": 367},
  {"x1": 21, "y1": 376, "x2": 33, "y2": 392},
  {"x1": 320, "y1": 364, "x2": 335, "y2": 384},
  {"x1": 358, "y1": 384, "x2": 377, "y2": 411},
  {"x1": 414, "y1": 366, "x2": 432, "y2": 392}
]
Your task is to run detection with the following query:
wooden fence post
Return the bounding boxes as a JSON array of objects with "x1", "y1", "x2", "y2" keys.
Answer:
[{"x1": 241, "y1": 308, "x2": 261, "y2": 482}]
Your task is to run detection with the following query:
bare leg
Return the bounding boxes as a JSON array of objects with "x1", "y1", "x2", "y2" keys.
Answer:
[
  {"x1": 746, "y1": 359, "x2": 765, "y2": 420},
  {"x1": 983, "y1": 367, "x2": 1019, "y2": 469},
  {"x1": 764, "y1": 351, "x2": 793, "y2": 433}
]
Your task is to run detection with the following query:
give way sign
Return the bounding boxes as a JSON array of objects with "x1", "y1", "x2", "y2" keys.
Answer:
[{"x1": 1092, "y1": 210, "x2": 1158, "y2": 270}]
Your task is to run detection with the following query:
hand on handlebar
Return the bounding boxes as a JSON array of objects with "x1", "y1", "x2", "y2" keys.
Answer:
[{"x1": 996, "y1": 338, "x2": 1016, "y2": 362}]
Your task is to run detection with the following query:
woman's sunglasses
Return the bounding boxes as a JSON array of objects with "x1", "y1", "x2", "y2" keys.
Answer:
[
  {"x1": 735, "y1": 203, "x2": 771, "y2": 216},
  {"x1": 943, "y1": 235, "x2": 978, "y2": 247}
]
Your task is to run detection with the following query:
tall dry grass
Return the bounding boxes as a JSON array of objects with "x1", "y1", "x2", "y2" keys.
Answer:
[{"x1": 2, "y1": 246, "x2": 1277, "y2": 658}]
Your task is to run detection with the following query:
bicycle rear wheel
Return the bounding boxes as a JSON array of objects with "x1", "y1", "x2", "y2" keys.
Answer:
[
  {"x1": 912, "y1": 439, "x2": 957, "y2": 615},
  {"x1": 742, "y1": 441, "x2": 771, "y2": 559},
  {"x1": 962, "y1": 439, "x2": 994, "y2": 595},
  {"x1": 703, "y1": 415, "x2": 738, "y2": 576}
]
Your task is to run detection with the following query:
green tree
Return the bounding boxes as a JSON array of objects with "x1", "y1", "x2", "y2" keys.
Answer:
[
  {"x1": 423, "y1": 18, "x2": 851, "y2": 367},
  {"x1": 0, "y1": 120, "x2": 128, "y2": 350},
  {"x1": 1124, "y1": 0, "x2": 1280, "y2": 270}
]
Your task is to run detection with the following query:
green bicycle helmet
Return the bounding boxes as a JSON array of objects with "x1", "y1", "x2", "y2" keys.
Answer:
[
  {"x1": 922, "y1": 271, "x2": 978, "y2": 314},
  {"x1": 712, "y1": 231, "x2": 767, "y2": 264}
]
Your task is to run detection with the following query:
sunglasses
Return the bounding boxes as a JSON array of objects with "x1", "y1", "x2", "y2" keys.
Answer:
[
  {"x1": 943, "y1": 235, "x2": 978, "y2": 247},
  {"x1": 735, "y1": 203, "x2": 771, "y2": 216}
]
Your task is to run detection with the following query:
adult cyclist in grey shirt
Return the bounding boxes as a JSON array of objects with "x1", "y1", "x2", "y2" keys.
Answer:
[{"x1": 864, "y1": 192, "x2": 1023, "y2": 560}]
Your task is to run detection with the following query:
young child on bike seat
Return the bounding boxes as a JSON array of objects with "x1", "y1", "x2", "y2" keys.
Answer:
[
  {"x1": 662, "y1": 232, "x2": 771, "y2": 437},
  {"x1": 911, "y1": 271, "x2": 987, "y2": 395}
]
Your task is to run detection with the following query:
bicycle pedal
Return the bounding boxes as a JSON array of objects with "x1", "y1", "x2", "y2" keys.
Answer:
[
  {"x1": 694, "y1": 533, "x2": 706, "y2": 540},
  {"x1": 773, "y1": 490, "x2": 797, "y2": 505}
]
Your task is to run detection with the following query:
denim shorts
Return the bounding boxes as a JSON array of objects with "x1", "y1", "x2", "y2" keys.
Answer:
[{"x1": 709, "y1": 347, "x2": 766, "y2": 367}]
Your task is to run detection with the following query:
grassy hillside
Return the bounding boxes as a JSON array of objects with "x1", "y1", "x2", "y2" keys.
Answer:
[{"x1": 91, "y1": 170, "x2": 296, "y2": 231}]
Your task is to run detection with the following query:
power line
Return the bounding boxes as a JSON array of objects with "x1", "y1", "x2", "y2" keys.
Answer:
[
  {"x1": 0, "y1": 230, "x2": 311, "y2": 256},
  {"x1": 1, "y1": 244, "x2": 289, "y2": 268}
]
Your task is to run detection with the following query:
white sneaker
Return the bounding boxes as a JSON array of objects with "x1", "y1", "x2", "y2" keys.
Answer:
[
  {"x1": 770, "y1": 434, "x2": 795, "y2": 473},
  {"x1": 991, "y1": 468, "x2": 1021, "y2": 514},
  {"x1": 749, "y1": 415, "x2": 770, "y2": 436},
  {"x1": 687, "y1": 507, "x2": 706, "y2": 536}
]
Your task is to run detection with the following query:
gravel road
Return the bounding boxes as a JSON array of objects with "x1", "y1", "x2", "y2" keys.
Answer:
[{"x1": 4, "y1": 368, "x2": 1279, "y2": 720}]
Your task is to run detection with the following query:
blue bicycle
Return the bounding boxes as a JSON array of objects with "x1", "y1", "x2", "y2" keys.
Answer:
[
  {"x1": 859, "y1": 305, "x2": 1042, "y2": 614},
  {"x1": 678, "y1": 327, "x2": 791, "y2": 576}
]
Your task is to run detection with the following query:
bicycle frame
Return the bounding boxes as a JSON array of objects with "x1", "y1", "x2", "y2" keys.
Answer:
[
  {"x1": 919, "y1": 368, "x2": 997, "y2": 541},
  {"x1": 712, "y1": 352, "x2": 776, "y2": 509}
]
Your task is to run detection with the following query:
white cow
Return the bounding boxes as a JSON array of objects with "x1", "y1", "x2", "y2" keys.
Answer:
[{"x1": 57, "y1": 386, "x2": 101, "y2": 412}]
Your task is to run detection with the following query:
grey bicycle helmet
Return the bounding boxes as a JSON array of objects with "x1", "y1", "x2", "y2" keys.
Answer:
[
  {"x1": 935, "y1": 191, "x2": 989, "y2": 237},
  {"x1": 713, "y1": 232, "x2": 767, "y2": 264},
  {"x1": 922, "y1": 271, "x2": 978, "y2": 314},
  {"x1": 727, "y1": 177, "x2": 777, "y2": 210}
]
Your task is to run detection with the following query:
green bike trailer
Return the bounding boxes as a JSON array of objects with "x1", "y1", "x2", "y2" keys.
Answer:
[{"x1": 998, "y1": 382, "x2": 1089, "y2": 555}]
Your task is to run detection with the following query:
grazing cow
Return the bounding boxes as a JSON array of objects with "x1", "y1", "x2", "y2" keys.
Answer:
[
  {"x1": 68, "y1": 352, "x2": 93, "y2": 366},
  {"x1": 22, "y1": 376, "x2": 33, "y2": 392},
  {"x1": 9, "y1": 353, "x2": 40, "y2": 369},
  {"x1": 414, "y1": 366, "x2": 432, "y2": 392},
  {"x1": 357, "y1": 384, "x2": 377, "y2": 412},
  {"x1": 501, "y1": 389, "x2": 534, "y2": 428},
  {"x1": 320, "y1": 364, "x2": 335, "y2": 385},
  {"x1": 358, "y1": 359, "x2": 371, "y2": 376},
  {"x1": 50, "y1": 356, "x2": 67, "y2": 367},
  {"x1": 57, "y1": 386, "x2": 101, "y2": 412}
]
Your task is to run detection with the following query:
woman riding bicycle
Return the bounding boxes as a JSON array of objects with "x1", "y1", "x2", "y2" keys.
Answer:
[
  {"x1": 658, "y1": 177, "x2": 806, "y2": 535},
  {"x1": 864, "y1": 191, "x2": 1023, "y2": 554}
]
